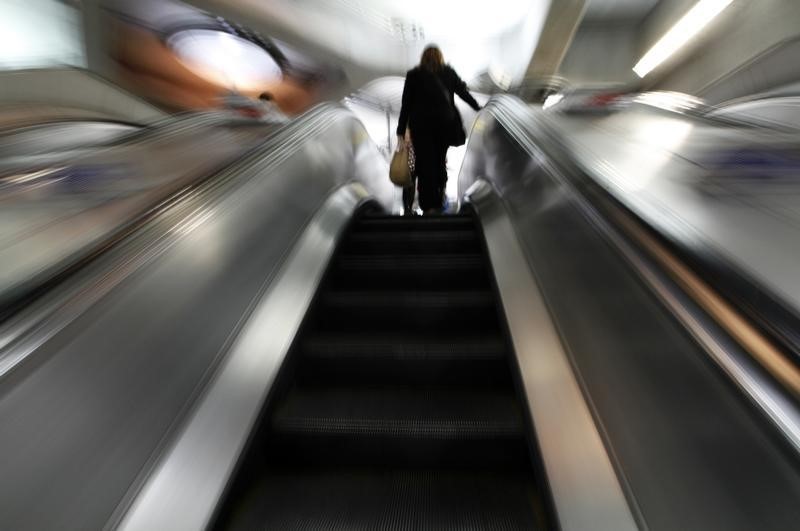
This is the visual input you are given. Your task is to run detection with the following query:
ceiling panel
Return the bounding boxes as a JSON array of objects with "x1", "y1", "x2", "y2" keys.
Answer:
[
  {"x1": 189, "y1": 0, "x2": 552, "y2": 87},
  {"x1": 583, "y1": 0, "x2": 660, "y2": 21}
]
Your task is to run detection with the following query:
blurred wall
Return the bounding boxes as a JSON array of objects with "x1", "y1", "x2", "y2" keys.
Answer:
[
  {"x1": 552, "y1": 0, "x2": 800, "y2": 104},
  {"x1": 637, "y1": 0, "x2": 697, "y2": 56},
  {"x1": 103, "y1": 0, "x2": 328, "y2": 114},
  {"x1": 0, "y1": 0, "x2": 86, "y2": 69},
  {"x1": 558, "y1": 23, "x2": 638, "y2": 87},
  {"x1": 0, "y1": 68, "x2": 165, "y2": 124},
  {"x1": 641, "y1": 0, "x2": 800, "y2": 102}
]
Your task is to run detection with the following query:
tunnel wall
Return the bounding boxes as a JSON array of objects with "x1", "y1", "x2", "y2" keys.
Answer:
[
  {"x1": 643, "y1": 0, "x2": 800, "y2": 103},
  {"x1": 557, "y1": 22, "x2": 639, "y2": 87},
  {"x1": 0, "y1": 68, "x2": 165, "y2": 124}
]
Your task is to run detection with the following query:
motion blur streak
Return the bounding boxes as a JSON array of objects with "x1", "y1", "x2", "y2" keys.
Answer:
[{"x1": 2, "y1": 1, "x2": 800, "y2": 530}]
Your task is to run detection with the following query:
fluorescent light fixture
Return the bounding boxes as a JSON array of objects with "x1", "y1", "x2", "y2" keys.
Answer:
[{"x1": 633, "y1": 0, "x2": 733, "y2": 78}]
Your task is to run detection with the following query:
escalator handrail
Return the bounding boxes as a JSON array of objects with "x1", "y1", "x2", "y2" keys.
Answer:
[
  {"x1": 463, "y1": 179, "x2": 641, "y2": 531},
  {"x1": 112, "y1": 184, "x2": 370, "y2": 531},
  {"x1": 0, "y1": 103, "x2": 368, "y2": 378},
  {"x1": 476, "y1": 95, "x2": 800, "y2": 455}
]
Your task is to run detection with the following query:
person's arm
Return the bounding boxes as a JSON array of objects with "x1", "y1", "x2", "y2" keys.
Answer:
[
  {"x1": 450, "y1": 67, "x2": 481, "y2": 111},
  {"x1": 396, "y1": 73, "x2": 412, "y2": 139}
]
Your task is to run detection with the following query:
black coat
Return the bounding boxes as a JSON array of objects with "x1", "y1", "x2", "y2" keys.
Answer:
[{"x1": 396, "y1": 65, "x2": 481, "y2": 137}]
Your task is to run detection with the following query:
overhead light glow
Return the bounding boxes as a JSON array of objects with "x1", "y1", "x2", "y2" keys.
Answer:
[
  {"x1": 542, "y1": 93, "x2": 564, "y2": 110},
  {"x1": 168, "y1": 30, "x2": 282, "y2": 91},
  {"x1": 635, "y1": 91, "x2": 704, "y2": 112},
  {"x1": 489, "y1": 64, "x2": 513, "y2": 90},
  {"x1": 633, "y1": 0, "x2": 733, "y2": 78}
]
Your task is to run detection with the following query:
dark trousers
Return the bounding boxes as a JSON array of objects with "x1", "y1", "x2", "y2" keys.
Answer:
[
  {"x1": 403, "y1": 175, "x2": 417, "y2": 212},
  {"x1": 412, "y1": 128, "x2": 449, "y2": 211}
]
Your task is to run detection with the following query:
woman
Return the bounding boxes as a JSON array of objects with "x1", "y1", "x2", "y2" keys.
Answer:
[{"x1": 397, "y1": 45, "x2": 481, "y2": 215}]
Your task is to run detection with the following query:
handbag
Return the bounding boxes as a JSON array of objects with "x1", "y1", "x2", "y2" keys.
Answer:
[{"x1": 390, "y1": 142, "x2": 415, "y2": 187}]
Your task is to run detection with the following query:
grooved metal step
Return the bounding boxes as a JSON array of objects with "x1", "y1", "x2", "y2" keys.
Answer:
[
  {"x1": 314, "y1": 291, "x2": 499, "y2": 332},
  {"x1": 343, "y1": 231, "x2": 480, "y2": 254},
  {"x1": 321, "y1": 291, "x2": 494, "y2": 309},
  {"x1": 300, "y1": 335, "x2": 507, "y2": 360},
  {"x1": 336, "y1": 254, "x2": 485, "y2": 271},
  {"x1": 330, "y1": 254, "x2": 489, "y2": 290},
  {"x1": 266, "y1": 387, "x2": 528, "y2": 468},
  {"x1": 354, "y1": 216, "x2": 475, "y2": 232},
  {"x1": 219, "y1": 468, "x2": 542, "y2": 531},
  {"x1": 272, "y1": 387, "x2": 523, "y2": 438},
  {"x1": 295, "y1": 335, "x2": 511, "y2": 386},
  {"x1": 213, "y1": 212, "x2": 545, "y2": 530}
]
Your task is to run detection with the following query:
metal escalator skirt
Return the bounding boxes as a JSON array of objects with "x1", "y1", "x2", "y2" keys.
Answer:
[
  {"x1": 466, "y1": 179, "x2": 640, "y2": 531},
  {"x1": 114, "y1": 183, "x2": 369, "y2": 531}
]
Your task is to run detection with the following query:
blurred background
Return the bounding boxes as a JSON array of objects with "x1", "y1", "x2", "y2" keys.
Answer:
[
  {"x1": 6, "y1": 1, "x2": 800, "y2": 108},
  {"x1": 4, "y1": 1, "x2": 800, "y2": 193},
  {"x1": 4, "y1": 1, "x2": 800, "y2": 530}
]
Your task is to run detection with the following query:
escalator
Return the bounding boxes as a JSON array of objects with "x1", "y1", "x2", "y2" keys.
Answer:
[
  {"x1": 213, "y1": 212, "x2": 551, "y2": 529},
  {"x1": 6, "y1": 94, "x2": 800, "y2": 530}
]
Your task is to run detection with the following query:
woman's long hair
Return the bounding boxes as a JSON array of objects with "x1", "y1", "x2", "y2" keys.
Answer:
[{"x1": 420, "y1": 45, "x2": 444, "y2": 72}]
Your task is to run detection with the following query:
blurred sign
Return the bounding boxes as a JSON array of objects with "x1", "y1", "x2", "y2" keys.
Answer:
[{"x1": 706, "y1": 147, "x2": 800, "y2": 180}]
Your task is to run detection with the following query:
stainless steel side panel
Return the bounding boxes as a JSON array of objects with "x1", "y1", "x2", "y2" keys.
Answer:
[
  {"x1": 0, "y1": 108, "x2": 393, "y2": 530},
  {"x1": 466, "y1": 180, "x2": 639, "y2": 531},
  {"x1": 117, "y1": 184, "x2": 368, "y2": 531},
  {"x1": 459, "y1": 98, "x2": 800, "y2": 530},
  {"x1": 545, "y1": 103, "x2": 800, "y2": 335}
]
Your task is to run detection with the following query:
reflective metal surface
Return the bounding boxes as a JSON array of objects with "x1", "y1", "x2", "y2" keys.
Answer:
[
  {"x1": 0, "y1": 121, "x2": 137, "y2": 159},
  {"x1": 465, "y1": 179, "x2": 639, "y2": 531},
  {"x1": 0, "y1": 105, "x2": 392, "y2": 530},
  {"x1": 0, "y1": 114, "x2": 274, "y2": 312},
  {"x1": 117, "y1": 184, "x2": 369, "y2": 531},
  {"x1": 459, "y1": 96, "x2": 800, "y2": 530},
  {"x1": 543, "y1": 100, "x2": 800, "y2": 351},
  {"x1": 488, "y1": 99, "x2": 800, "y2": 454}
]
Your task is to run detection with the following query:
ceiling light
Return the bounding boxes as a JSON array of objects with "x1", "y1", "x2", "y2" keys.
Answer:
[
  {"x1": 633, "y1": 0, "x2": 733, "y2": 78},
  {"x1": 542, "y1": 93, "x2": 564, "y2": 110},
  {"x1": 169, "y1": 29, "x2": 282, "y2": 91}
]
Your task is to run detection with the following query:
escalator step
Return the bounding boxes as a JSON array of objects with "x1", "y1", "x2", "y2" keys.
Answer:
[
  {"x1": 330, "y1": 254, "x2": 489, "y2": 290},
  {"x1": 314, "y1": 291, "x2": 499, "y2": 332},
  {"x1": 294, "y1": 356, "x2": 510, "y2": 387},
  {"x1": 343, "y1": 231, "x2": 480, "y2": 254},
  {"x1": 268, "y1": 387, "x2": 527, "y2": 466},
  {"x1": 272, "y1": 387, "x2": 522, "y2": 436},
  {"x1": 354, "y1": 216, "x2": 475, "y2": 232},
  {"x1": 320, "y1": 290, "x2": 495, "y2": 309},
  {"x1": 295, "y1": 335, "x2": 510, "y2": 386},
  {"x1": 212, "y1": 212, "x2": 546, "y2": 530},
  {"x1": 218, "y1": 468, "x2": 542, "y2": 531},
  {"x1": 300, "y1": 334, "x2": 507, "y2": 360},
  {"x1": 335, "y1": 254, "x2": 485, "y2": 271}
]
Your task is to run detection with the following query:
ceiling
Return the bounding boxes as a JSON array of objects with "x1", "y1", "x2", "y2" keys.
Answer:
[
  {"x1": 583, "y1": 0, "x2": 660, "y2": 21},
  {"x1": 185, "y1": 0, "x2": 552, "y2": 88},
  {"x1": 174, "y1": 0, "x2": 668, "y2": 95}
]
